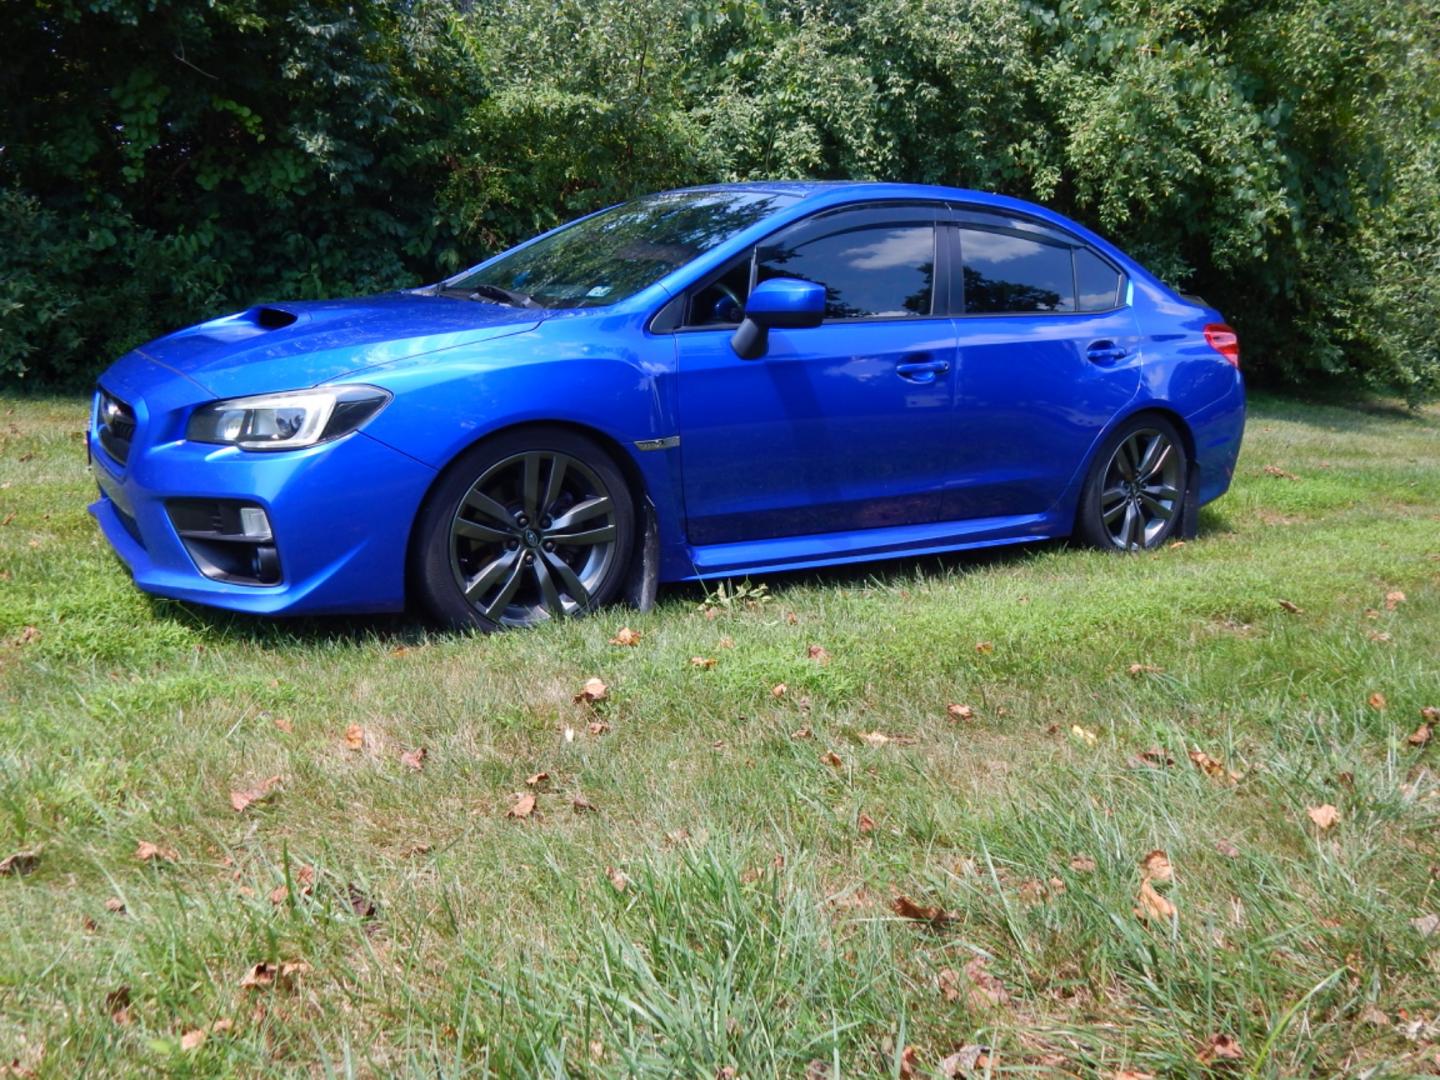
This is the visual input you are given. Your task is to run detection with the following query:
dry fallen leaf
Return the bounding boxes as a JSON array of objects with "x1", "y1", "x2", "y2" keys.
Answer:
[
  {"x1": 104, "y1": 897, "x2": 126, "y2": 914},
  {"x1": 937, "y1": 967, "x2": 961, "y2": 1002},
  {"x1": 134, "y1": 840, "x2": 177, "y2": 863},
  {"x1": 18, "y1": 625, "x2": 40, "y2": 645},
  {"x1": 771, "y1": 682, "x2": 787, "y2": 698},
  {"x1": 399, "y1": 747, "x2": 427, "y2": 771},
  {"x1": 1408, "y1": 723, "x2": 1432, "y2": 747},
  {"x1": 820, "y1": 750, "x2": 844, "y2": 769},
  {"x1": 239, "y1": 960, "x2": 309, "y2": 992},
  {"x1": 507, "y1": 793, "x2": 536, "y2": 819},
  {"x1": 572, "y1": 796, "x2": 599, "y2": 814},
  {"x1": 859, "y1": 731, "x2": 892, "y2": 747},
  {"x1": 1140, "y1": 849, "x2": 1174, "y2": 884},
  {"x1": 946, "y1": 703, "x2": 975, "y2": 722},
  {"x1": 1409, "y1": 913, "x2": 1439, "y2": 938},
  {"x1": 890, "y1": 895, "x2": 956, "y2": 925},
  {"x1": 1135, "y1": 879, "x2": 1176, "y2": 922},
  {"x1": 1384, "y1": 590, "x2": 1406, "y2": 610},
  {"x1": 718, "y1": 635, "x2": 735, "y2": 649},
  {"x1": 272, "y1": 716, "x2": 293, "y2": 733},
  {"x1": 791, "y1": 725, "x2": 812, "y2": 739},
  {"x1": 1263, "y1": 464, "x2": 1300, "y2": 480},
  {"x1": 1214, "y1": 838, "x2": 1241, "y2": 858},
  {"x1": 807, "y1": 644, "x2": 830, "y2": 664},
  {"x1": 574, "y1": 678, "x2": 608, "y2": 704},
  {"x1": 1368, "y1": 691, "x2": 1388, "y2": 711},
  {"x1": 525, "y1": 771, "x2": 550, "y2": 787},
  {"x1": 608, "y1": 627, "x2": 642, "y2": 647},
  {"x1": 606, "y1": 866, "x2": 629, "y2": 892},
  {"x1": 1197, "y1": 1033, "x2": 1243, "y2": 1065},
  {"x1": 939, "y1": 1045, "x2": 990, "y2": 1077},
  {"x1": 0, "y1": 848, "x2": 40, "y2": 876},
  {"x1": 1307, "y1": 803, "x2": 1340, "y2": 830},
  {"x1": 1070, "y1": 854, "x2": 1097, "y2": 873},
  {"x1": 690, "y1": 656, "x2": 717, "y2": 669},
  {"x1": 964, "y1": 955, "x2": 1011, "y2": 1008},
  {"x1": 229, "y1": 775, "x2": 282, "y2": 813},
  {"x1": 857, "y1": 812, "x2": 876, "y2": 834},
  {"x1": 106, "y1": 986, "x2": 131, "y2": 1026},
  {"x1": 1130, "y1": 746, "x2": 1175, "y2": 769},
  {"x1": 344, "y1": 724, "x2": 365, "y2": 750},
  {"x1": 180, "y1": 1028, "x2": 207, "y2": 1052},
  {"x1": 1188, "y1": 748, "x2": 1240, "y2": 784},
  {"x1": 1070, "y1": 724, "x2": 1098, "y2": 746},
  {"x1": 897, "y1": 1045, "x2": 919, "y2": 1079},
  {"x1": 1128, "y1": 663, "x2": 1163, "y2": 676},
  {"x1": 1422, "y1": 706, "x2": 1439, "y2": 722},
  {"x1": 587, "y1": 720, "x2": 611, "y2": 736},
  {"x1": 974, "y1": 641, "x2": 994, "y2": 655},
  {"x1": 1277, "y1": 599, "x2": 1304, "y2": 614}
]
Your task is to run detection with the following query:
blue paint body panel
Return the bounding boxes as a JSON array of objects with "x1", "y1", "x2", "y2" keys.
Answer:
[{"x1": 89, "y1": 181, "x2": 1245, "y2": 616}]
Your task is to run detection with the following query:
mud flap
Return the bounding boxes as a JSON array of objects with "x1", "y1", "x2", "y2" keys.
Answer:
[
  {"x1": 624, "y1": 496, "x2": 660, "y2": 612},
  {"x1": 1177, "y1": 463, "x2": 1200, "y2": 540}
]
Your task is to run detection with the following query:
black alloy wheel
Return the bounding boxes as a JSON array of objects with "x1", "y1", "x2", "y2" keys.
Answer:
[
  {"x1": 413, "y1": 428, "x2": 634, "y2": 629},
  {"x1": 1077, "y1": 415, "x2": 1188, "y2": 552}
]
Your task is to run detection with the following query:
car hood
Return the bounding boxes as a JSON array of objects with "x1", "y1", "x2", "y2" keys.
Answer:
[{"x1": 134, "y1": 292, "x2": 543, "y2": 399}]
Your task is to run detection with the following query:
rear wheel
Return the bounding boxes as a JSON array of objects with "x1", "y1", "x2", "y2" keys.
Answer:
[
  {"x1": 412, "y1": 428, "x2": 634, "y2": 630},
  {"x1": 1077, "y1": 416, "x2": 1188, "y2": 552}
]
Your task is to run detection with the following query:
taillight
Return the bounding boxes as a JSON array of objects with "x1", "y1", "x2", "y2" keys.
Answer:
[{"x1": 1204, "y1": 323, "x2": 1240, "y2": 367}]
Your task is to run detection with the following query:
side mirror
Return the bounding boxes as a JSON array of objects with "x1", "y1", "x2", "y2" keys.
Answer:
[{"x1": 731, "y1": 278, "x2": 826, "y2": 360}]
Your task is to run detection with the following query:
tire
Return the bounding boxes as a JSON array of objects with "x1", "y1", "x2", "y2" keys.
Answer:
[
  {"x1": 411, "y1": 427, "x2": 635, "y2": 630},
  {"x1": 1076, "y1": 414, "x2": 1189, "y2": 552}
]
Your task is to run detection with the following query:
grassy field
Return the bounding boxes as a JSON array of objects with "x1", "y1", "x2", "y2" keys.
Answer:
[{"x1": 1, "y1": 392, "x2": 1437, "y2": 1078}]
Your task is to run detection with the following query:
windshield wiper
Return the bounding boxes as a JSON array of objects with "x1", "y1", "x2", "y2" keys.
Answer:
[{"x1": 439, "y1": 282, "x2": 540, "y2": 309}]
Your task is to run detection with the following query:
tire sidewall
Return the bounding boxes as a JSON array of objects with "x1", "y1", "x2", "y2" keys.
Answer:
[
  {"x1": 1077, "y1": 414, "x2": 1188, "y2": 551},
  {"x1": 411, "y1": 427, "x2": 635, "y2": 630}
]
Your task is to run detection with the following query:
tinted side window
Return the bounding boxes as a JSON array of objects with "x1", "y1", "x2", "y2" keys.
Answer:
[
  {"x1": 1075, "y1": 247, "x2": 1123, "y2": 311},
  {"x1": 961, "y1": 229, "x2": 1073, "y2": 314},
  {"x1": 756, "y1": 207, "x2": 936, "y2": 320}
]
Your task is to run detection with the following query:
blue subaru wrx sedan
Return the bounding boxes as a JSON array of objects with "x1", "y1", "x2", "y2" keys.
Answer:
[{"x1": 88, "y1": 182, "x2": 1245, "y2": 629}]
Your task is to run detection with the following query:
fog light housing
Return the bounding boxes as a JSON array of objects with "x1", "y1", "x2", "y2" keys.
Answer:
[{"x1": 166, "y1": 499, "x2": 283, "y2": 586}]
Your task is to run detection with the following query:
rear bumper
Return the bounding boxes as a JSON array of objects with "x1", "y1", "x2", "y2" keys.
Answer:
[
  {"x1": 1185, "y1": 374, "x2": 1246, "y2": 506},
  {"x1": 88, "y1": 422, "x2": 435, "y2": 616}
]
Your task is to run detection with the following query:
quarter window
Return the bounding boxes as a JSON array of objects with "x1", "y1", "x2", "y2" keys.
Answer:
[
  {"x1": 1075, "y1": 247, "x2": 1123, "y2": 311},
  {"x1": 960, "y1": 229, "x2": 1073, "y2": 314},
  {"x1": 755, "y1": 207, "x2": 937, "y2": 320}
]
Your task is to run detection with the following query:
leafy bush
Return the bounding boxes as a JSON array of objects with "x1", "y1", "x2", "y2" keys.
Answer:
[{"x1": 2, "y1": 0, "x2": 1437, "y2": 400}]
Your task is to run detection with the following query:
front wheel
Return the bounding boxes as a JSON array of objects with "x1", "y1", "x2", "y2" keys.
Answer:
[
  {"x1": 1076, "y1": 416, "x2": 1188, "y2": 552},
  {"x1": 411, "y1": 428, "x2": 635, "y2": 630}
]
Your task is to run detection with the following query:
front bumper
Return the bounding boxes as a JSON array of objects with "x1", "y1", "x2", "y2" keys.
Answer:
[{"x1": 87, "y1": 370, "x2": 436, "y2": 616}]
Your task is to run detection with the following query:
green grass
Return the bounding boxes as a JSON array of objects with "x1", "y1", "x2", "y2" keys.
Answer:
[{"x1": 1, "y1": 393, "x2": 1437, "y2": 1078}]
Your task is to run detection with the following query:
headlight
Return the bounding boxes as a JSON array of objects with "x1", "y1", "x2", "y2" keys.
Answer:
[{"x1": 186, "y1": 386, "x2": 392, "y2": 451}]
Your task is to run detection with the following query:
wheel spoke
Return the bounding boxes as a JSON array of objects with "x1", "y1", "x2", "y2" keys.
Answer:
[
  {"x1": 1141, "y1": 494, "x2": 1174, "y2": 520},
  {"x1": 1143, "y1": 483, "x2": 1181, "y2": 501},
  {"x1": 1103, "y1": 499, "x2": 1128, "y2": 525},
  {"x1": 1101, "y1": 485, "x2": 1127, "y2": 508},
  {"x1": 1139, "y1": 439, "x2": 1171, "y2": 481},
  {"x1": 521, "y1": 453, "x2": 542, "y2": 519},
  {"x1": 454, "y1": 518, "x2": 516, "y2": 544},
  {"x1": 464, "y1": 549, "x2": 519, "y2": 602},
  {"x1": 544, "y1": 551, "x2": 590, "y2": 608},
  {"x1": 549, "y1": 523, "x2": 617, "y2": 547},
  {"x1": 463, "y1": 488, "x2": 517, "y2": 529},
  {"x1": 1114, "y1": 437, "x2": 1138, "y2": 480},
  {"x1": 481, "y1": 556, "x2": 527, "y2": 620},
  {"x1": 548, "y1": 496, "x2": 612, "y2": 532},
  {"x1": 532, "y1": 556, "x2": 564, "y2": 617},
  {"x1": 540, "y1": 455, "x2": 567, "y2": 519},
  {"x1": 1122, "y1": 503, "x2": 1139, "y2": 549}
]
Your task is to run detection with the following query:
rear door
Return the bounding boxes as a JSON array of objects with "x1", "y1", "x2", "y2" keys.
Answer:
[{"x1": 947, "y1": 208, "x2": 1141, "y2": 519}]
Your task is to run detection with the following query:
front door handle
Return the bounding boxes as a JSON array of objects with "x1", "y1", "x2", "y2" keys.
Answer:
[
  {"x1": 1086, "y1": 340, "x2": 1130, "y2": 364},
  {"x1": 896, "y1": 357, "x2": 951, "y2": 384}
]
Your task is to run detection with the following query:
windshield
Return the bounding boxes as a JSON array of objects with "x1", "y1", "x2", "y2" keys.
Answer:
[{"x1": 444, "y1": 189, "x2": 798, "y2": 309}]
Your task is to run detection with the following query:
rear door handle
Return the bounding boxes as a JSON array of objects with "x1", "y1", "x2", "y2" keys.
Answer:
[
  {"x1": 1086, "y1": 340, "x2": 1130, "y2": 364},
  {"x1": 896, "y1": 357, "x2": 951, "y2": 383}
]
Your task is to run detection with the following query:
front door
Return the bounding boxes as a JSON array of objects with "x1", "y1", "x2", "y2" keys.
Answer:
[{"x1": 674, "y1": 203, "x2": 966, "y2": 547}]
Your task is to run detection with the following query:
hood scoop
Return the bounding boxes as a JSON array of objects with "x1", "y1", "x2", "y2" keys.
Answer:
[{"x1": 249, "y1": 306, "x2": 300, "y2": 330}]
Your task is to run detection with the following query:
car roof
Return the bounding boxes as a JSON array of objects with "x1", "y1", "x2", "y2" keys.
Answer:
[{"x1": 670, "y1": 179, "x2": 1012, "y2": 207}]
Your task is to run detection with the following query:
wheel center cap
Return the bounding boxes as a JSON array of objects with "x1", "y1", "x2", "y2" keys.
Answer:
[{"x1": 523, "y1": 528, "x2": 541, "y2": 548}]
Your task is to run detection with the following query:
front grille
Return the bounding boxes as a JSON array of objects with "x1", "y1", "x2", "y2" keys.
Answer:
[{"x1": 95, "y1": 387, "x2": 136, "y2": 465}]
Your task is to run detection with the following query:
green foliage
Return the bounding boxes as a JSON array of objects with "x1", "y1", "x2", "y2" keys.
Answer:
[{"x1": 2, "y1": 0, "x2": 1437, "y2": 399}]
